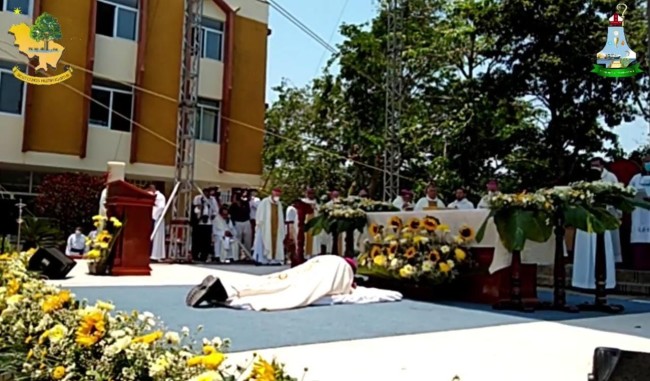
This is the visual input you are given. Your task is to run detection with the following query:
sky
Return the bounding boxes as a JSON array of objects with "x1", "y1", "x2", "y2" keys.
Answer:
[{"x1": 264, "y1": 0, "x2": 649, "y2": 153}]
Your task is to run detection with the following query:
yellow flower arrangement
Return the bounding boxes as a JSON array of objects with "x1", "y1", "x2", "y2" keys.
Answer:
[
  {"x1": 359, "y1": 216, "x2": 475, "y2": 284},
  {"x1": 0, "y1": 250, "x2": 299, "y2": 381},
  {"x1": 84, "y1": 215, "x2": 124, "y2": 274}
]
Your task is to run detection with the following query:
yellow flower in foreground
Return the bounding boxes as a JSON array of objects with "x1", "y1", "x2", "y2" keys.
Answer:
[
  {"x1": 75, "y1": 310, "x2": 106, "y2": 346},
  {"x1": 109, "y1": 217, "x2": 122, "y2": 228},
  {"x1": 187, "y1": 351, "x2": 225, "y2": 370},
  {"x1": 95, "y1": 300, "x2": 114, "y2": 311},
  {"x1": 92, "y1": 215, "x2": 107, "y2": 221},
  {"x1": 85, "y1": 249, "x2": 101, "y2": 260},
  {"x1": 42, "y1": 290, "x2": 72, "y2": 313},
  {"x1": 459, "y1": 225, "x2": 475, "y2": 241},
  {"x1": 6, "y1": 278, "x2": 19, "y2": 296},
  {"x1": 132, "y1": 330, "x2": 163, "y2": 345},
  {"x1": 52, "y1": 366, "x2": 66, "y2": 380},
  {"x1": 436, "y1": 224, "x2": 450, "y2": 233},
  {"x1": 373, "y1": 254, "x2": 387, "y2": 267},
  {"x1": 251, "y1": 358, "x2": 277, "y2": 381},
  {"x1": 191, "y1": 371, "x2": 221, "y2": 381},
  {"x1": 439, "y1": 262, "x2": 451, "y2": 273},
  {"x1": 454, "y1": 248, "x2": 467, "y2": 262},
  {"x1": 41, "y1": 324, "x2": 68, "y2": 344},
  {"x1": 399, "y1": 265, "x2": 416, "y2": 278}
]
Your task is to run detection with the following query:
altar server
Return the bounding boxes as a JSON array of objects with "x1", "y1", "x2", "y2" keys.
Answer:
[
  {"x1": 415, "y1": 184, "x2": 446, "y2": 210},
  {"x1": 478, "y1": 179, "x2": 501, "y2": 209},
  {"x1": 65, "y1": 227, "x2": 87, "y2": 256},
  {"x1": 448, "y1": 188, "x2": 474, "y2": 209},
  {"x1": 213, "y1": 205, "x2": 237, "y2": 263},
  {"x1": 572, "y1": 161, "x2": 620, "y2": 289},
  {"x1": 629, "y1": 155, "x2": 650, "y2": 262},
  {"x1": 253, "y1": 188, "x2": 286, "y2": 265},
  {"x1": 148, "y1": 183, "x2": 166, "y2": 262}
]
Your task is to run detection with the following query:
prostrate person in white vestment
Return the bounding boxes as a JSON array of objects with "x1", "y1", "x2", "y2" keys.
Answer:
[
  {"x1": 253, "y1": 188, "x2": 286, "y2": 265},
  {"x1": 629, "y1": 155, "x2": 650, "y2": 261},
  {"x1": 448, "y1": 188, "x2": 475, "y2": 209},
  {"x1": 415, "y1": 183, "x2": 446, "y2": 210},
  {"x1": 478, "y1": 179, "x2": 501, "y2": 209},
  {"x1": 148, "y1": 183, "x2": 166, "y2": 262},
  {"x1": 185, "y1": 255, "x2": 403, "y2": 311},
  {"x1": 65, "y1": 227, "x2": 87, "y2": 256},
  {"x1": 213, "y1": 205, "x2": 238, "y2": 263},
  {"x1": 572, "y1": 159, "x2": 620, "y2": 289}
]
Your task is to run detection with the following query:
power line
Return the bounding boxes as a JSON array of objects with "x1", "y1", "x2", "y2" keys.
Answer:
[{"x1": 313, "y1": 0, "x2": 351, "y2": 76}]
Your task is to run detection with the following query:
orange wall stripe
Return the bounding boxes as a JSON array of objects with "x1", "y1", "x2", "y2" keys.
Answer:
[
  {"x1": 130, "y1": 0, "x2": 149, "y2": 163},
  {"x1": 79, "y1": 0, "x2": 98, "y2": 159},
  {"x1": 213, "y1": 0, "x2": 234, "y2": 172}
]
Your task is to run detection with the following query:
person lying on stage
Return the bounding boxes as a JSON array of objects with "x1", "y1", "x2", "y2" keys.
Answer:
[{"x1": 185, "y1": 255, "x2": 403, "y2": 311}]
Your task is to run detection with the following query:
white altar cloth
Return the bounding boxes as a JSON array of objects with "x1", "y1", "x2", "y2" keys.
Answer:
[{"x1": 366, "y1": 210, "x2": 555, "y2": 274}]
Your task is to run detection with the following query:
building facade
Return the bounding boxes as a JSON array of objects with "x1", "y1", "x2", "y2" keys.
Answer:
[{"x1": 0, "y1": 0, "x2": 268, "y2": 201}]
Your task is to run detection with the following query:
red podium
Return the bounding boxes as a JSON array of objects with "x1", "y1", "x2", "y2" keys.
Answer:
[{"x1": 106, "y1": 180, "x2": 155, "y2": 276}]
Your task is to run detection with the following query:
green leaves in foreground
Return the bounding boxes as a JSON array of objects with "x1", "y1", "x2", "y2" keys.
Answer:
[{"x1": 476, "y1": 209, "x2": 553, "y2": 252}]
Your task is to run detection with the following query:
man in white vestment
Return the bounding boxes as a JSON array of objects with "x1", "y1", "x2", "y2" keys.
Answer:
[
  {"x1": 415, "y1": 184, "x2": 446, "y2": 210},
  {"x1": 629, "y1": 155, "x2": 650, "y2": 264},
  {"x1": 148, "y1": 183, "x2": 166, "y2": 262},
  {"x1": 185, "y1": 255, "x2": 403, "y2": 311},
  {"x1": 477, "y1": 179, "x2": 501, "y2": 209},
  {"x1": 98, "y1": 188, "x2": 108, "y2": 217},
  {"x1": 65, "y1": 227, "x2": 87, "y2": 256},
  {"x1": 253, "y1": 188, "x2": 285, "y2": 265},
  {"x1": 448, "y1": 188, "x2": 475, "y2": 209},
  {"x1": 213, "y1": 205, "x2": 238, "y2": 263},
  {"x1": 572, "y1": 159, "x2": 620, "y2": 289},
  {"x1": 285, "y1": 200, "x2": 298, "y2": 244}
]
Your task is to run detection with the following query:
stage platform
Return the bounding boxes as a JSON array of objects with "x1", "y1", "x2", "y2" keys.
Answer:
[{"x1": 47, "y1": 261, "x2": 650, "y2": 381}]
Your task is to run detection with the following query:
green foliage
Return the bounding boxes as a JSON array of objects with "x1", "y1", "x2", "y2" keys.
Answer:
[
  {"x1": 20, "y1": 216, "x2": 63, "y2": 248},
  {"x1": 264, "y1": 0, "x2": 649, "y2": 200},
  {"x1": 30, "y1": 12, "x2": 62, "y2": 51}
]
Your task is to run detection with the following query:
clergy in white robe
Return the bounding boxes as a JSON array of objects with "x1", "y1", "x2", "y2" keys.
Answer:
[
  {"x1": 253, "y1": 188, "x2": 285, "y2": 265},
  {"x1": 213, "y1": 206, "x2": 238, "y2": 263},
  {"x1": 65, "y1": 228, "x2": 87, "y2": 256},
  {"x1": 572, "y1": 161, "x2": 620, "y2": 289},
  {"x1": 98, "y1": 188, "x2": 108, "y2": 217},
  {"x1": 414, "y1": 184, "x2": 446, "y2": 210},
  {"x1": 477, "y1": 179, "x2": 501, "y2": 209},
  {"x1": 285, "y1": 203, "x2": 298, "y2": 241},
  {"x1": 448, "y1": 188, "x2": 475, "y2": 209},
  {"x1": 148, "y1": 184, "x2": 166, "y2": 261},
  {"x1": 629, "y1": 157, "x2": 650, "y2": 263}
]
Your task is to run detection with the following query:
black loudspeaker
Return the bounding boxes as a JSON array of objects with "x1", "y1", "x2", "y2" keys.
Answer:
[
  {"x1": 589, "y1": 347, "x2": 650, "y2": 381},
  {"x1": 0, "y1": 199, "x2": 18, "y2": 235},
  {"x1": 28, "y1": 247, "x2": 76, "y2": 279}
]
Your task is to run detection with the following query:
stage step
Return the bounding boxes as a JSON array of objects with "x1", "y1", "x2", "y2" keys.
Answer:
[{"x1": 537, "y1": 265, "x2": 650, "y2": 296}]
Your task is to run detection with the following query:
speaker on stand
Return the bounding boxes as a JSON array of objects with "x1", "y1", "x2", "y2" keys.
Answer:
[
  {"x1": 589, "y1": 347, "x2": 650, "y2": 380},
  {"x1": 27, "y1": 247, "x2": 76, "y2": 279}
]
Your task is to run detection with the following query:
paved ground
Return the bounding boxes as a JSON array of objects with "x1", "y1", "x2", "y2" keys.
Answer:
[{"x1": 48, "y1": 261, "x2": 650, "y2": 381}]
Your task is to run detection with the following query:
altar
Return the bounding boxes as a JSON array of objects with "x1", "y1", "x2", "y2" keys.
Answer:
[{"x1": 364, "y1": 210, "x2": 556, "y2": 303}]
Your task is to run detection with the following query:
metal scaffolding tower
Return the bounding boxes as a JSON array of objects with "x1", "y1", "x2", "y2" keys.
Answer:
[
  {"x1": 383, "y1": 0, "x2": 403, "y2": 202},
  {"x1": 167, "y1": 0, "x2": 203, "y2": 261}
]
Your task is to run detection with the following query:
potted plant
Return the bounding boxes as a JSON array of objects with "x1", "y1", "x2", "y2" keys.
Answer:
[
  {"x1": 84, "y1": 215, "x2": 122, "y2": 275},
  {"x1": 20, "y1": 216, "x2": 63, "y2": 249}
]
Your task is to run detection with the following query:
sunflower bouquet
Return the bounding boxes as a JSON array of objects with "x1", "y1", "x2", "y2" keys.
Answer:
[
  {"x1": 0, "y1": 250, "x2": 299, "y2": 381},
  {"x1": 357, "y1": 215, "x2": 475, "y2": 284},
  {"x1": 83, "y1": 215, "x2": 123, "y2": 275}
]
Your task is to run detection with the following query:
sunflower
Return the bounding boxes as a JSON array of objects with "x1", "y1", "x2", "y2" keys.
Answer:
[
  {"x1": 459, "y1": 225, "x2": 475, "y2": 241},
  {"x1": 250, "y1": 358, "x2": 277, "y2": 381},
  {"x1": 389, "y1": 216, "x2": 403, "y2": 230},
  {"x1": 75, "y1": 310, "x2": 106, "y2": 346},
  {"x1": 454, "y1": 248, "x2": 467, "y2": 262},
  {"x1": 428, "y1": 250, "x2": 440, "y2": 262},
  {"x1": 407, "y1": 218, "x2": 421, "y2": 230},
  {"x1": 422, "y1": 216, "x2": 438, "y2": 232},
  {"x1": 369, "y1": 245, "x2": 382, "y2": 258},
  {"x1": 404, "y1": 246, "x2": 417, "y2": 259},
  {"x1": 387, "y1": 241, "x2": 398, "y2": 255},
  {"x1": 369, "y1": 223, "x2": 380, "y2": 236}
]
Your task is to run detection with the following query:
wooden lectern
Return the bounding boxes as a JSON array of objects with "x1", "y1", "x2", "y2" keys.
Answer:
[{"x1": 106, "y1": 180, "x2": 155, "y2": 276}]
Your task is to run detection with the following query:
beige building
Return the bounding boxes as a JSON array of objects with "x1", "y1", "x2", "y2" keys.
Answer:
[{"x1": 0, "y1": 0, "x2": 269, "y2": 203}]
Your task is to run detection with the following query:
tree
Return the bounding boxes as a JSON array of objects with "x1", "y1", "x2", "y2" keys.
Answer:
[
  {"x1": 30, "y1": 12, "x2": 62, "y2": 51},
  {"x1": 35, "y1": 173, "x2": 105, "y2": 235}
]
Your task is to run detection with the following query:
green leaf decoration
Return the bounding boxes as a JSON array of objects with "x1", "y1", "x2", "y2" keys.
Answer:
[{"x1": 493, "y1": 209, "x2": 552, "y2": 251}]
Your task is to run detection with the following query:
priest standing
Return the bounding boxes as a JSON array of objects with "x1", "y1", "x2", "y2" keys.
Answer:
[
  {"x1": 415, "y1": 183, "x2": 446, "y2": 210},
  {"x1": 253, "y1": 188, "x2": 286, "y2": 265},
  {"x1": 629, "y1": 155, "x2": 650, "y2": 267},
  {"x1": 572, "y1": 159, "x2": 620, "y2": 290},
  {"x1": 148, "y1": 183, "x2": 166, "y2": 262},
  {"x1": 478, "y1": 179, "x2": 501, "y2": 209}
]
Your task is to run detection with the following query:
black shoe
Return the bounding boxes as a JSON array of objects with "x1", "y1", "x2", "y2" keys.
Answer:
[{"x1": 186, "y1": 275, "x2": 215, "y2": 307}]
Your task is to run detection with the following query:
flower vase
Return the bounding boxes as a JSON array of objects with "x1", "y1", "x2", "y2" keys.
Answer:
[{"x1": 87, "y1": 260, "x2": 110, "y2": 276}]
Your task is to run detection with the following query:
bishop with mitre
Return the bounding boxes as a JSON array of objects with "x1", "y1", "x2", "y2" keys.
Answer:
[{"x1": 253, "y1": 188, "x2": 286, "y2": 265}]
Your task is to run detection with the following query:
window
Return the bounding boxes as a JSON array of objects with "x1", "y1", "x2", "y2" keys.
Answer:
[
  {"x1": 201, "y1": 18, "x2": 224, "y2": 61},
  {"x1": 2, "y1": 0, "x2": 30, "y2": 14},
  {"x1": 89, "y1": 79, "x2": 134, "y2": 132},
  {"x1": 96, "y1": 0, "x2": 138, "y2": 41},
  {"x1": 0, "y1": 61, "x2": 25, "y2": 115},
  {"x1": 195, "y1": 99, "x2": 221, "y2": 143}
]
